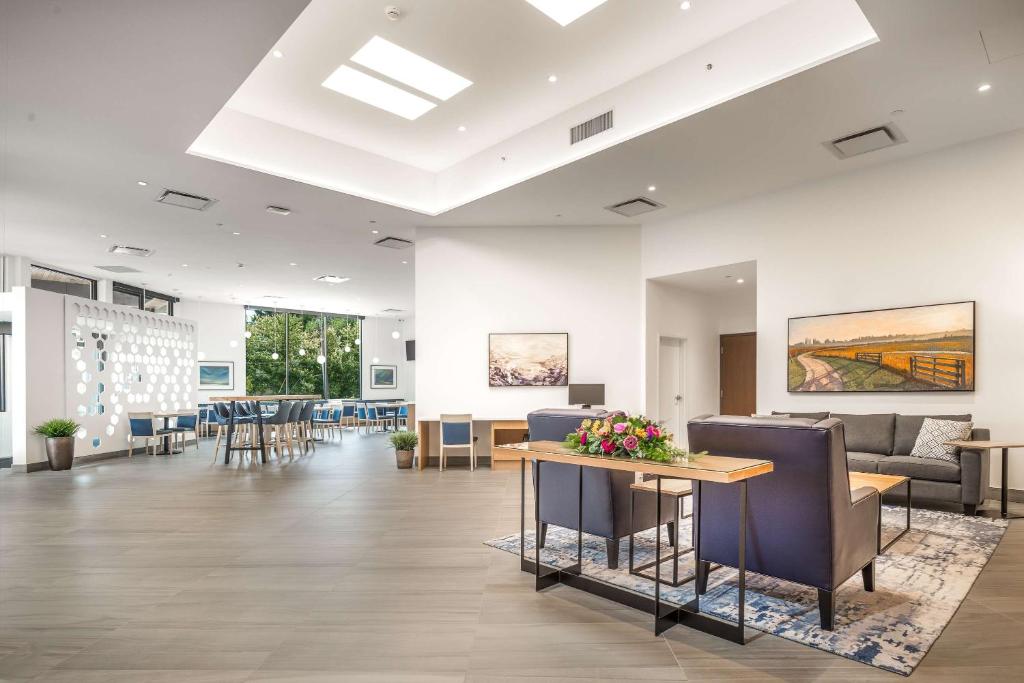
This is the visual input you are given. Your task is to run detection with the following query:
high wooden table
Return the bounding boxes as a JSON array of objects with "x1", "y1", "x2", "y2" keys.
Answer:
[
  {"x1": 495, "y1": 440, "x2": 773, "y2": 644},
  {"x1": 209, "y1": 394, "x2": 321, "y2": 464},
  {"x1": 946, "y1": 440, "x2": 1024, "y2": 519}
]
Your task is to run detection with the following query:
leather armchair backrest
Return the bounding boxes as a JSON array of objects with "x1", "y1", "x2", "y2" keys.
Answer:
[
  {"x1": 687, "y1": 415, "x2": 851, "y2": 590},
  {"x1": 527, "y1": 408, "x2": 610, "y2": 443}
]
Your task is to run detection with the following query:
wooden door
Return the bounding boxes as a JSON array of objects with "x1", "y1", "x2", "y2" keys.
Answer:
[{"x1": 720, "y1": 332, "x2": 756, "y2": 416}]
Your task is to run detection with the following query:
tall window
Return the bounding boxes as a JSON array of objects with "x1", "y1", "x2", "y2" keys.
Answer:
[
  {"x1": 30, "y1": 265, "x2": 97, "y2": 299},
  {"x1": 245, "y1": 307, "x2": 361, "y2": 397},
  {"x1": 113, "y1": 282, "x2": 176, "y2": 315}
]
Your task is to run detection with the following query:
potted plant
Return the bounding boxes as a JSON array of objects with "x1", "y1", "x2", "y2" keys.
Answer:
[
  {"x1": 33, "y1": 418, "x2": 81, "y2": 471},
  {"x1": 389, "y1": 431, "x2": 419, "y2": 469}
]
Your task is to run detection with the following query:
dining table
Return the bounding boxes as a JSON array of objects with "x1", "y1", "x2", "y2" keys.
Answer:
[
  {"x1": 209, "y1": 394, "x2": 322, "y2": 464},
  {"x1": 153, "y1": 410, "x2": 195, "y2": 455}
]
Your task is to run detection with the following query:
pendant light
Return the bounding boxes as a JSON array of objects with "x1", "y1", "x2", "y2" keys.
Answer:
[
  {"x1": 270, "y1": 307, "x2": 280, "y2": 360},
  {"x1": 196, "y1": 297, "x2": 207, "y2": 360},
  {"x1": 371, "y1": 317, "x2": 380, "y2": 364}
]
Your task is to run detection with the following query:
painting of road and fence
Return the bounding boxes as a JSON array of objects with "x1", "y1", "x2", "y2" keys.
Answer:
[{"x1": 788, "y1": 301, "x2": 974, "y2": 392}]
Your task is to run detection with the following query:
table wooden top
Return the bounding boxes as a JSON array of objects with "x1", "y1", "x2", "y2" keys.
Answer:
[
  {"x1": 945, "y1": 440, "x2": 1024, "y2": 450},
  {"x1": 153, "y1": 410, "x2": 196, "y2": 417},
  {"x1": 495, "y1": 441, "x2": 773, "y2": 484},
  {"x1": 630, "y1": 478, "x2": 693, "y2": 495},
  {"x1": 207, "y1": 394, "x2": 321, "y2": 402},
  {"x1": 849, "y1": 471, "x2": 908, "y2": 494}
]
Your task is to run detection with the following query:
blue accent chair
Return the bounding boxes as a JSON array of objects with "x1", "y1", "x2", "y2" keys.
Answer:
[
  {"x1": 440, "y1": 414, "x2": 477, "y2": 471},
  {"x1": 128, "y1": 412, "x2": 175, "y2": 456}
]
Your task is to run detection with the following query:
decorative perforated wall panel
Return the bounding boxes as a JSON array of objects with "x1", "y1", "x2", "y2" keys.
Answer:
[{"x1": 65, "y1": 302, "x2": 198, "y2": 454}]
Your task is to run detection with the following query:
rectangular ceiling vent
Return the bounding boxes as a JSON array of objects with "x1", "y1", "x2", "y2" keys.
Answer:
[
  {"x1": 570, "y1": 110, "x2": 613, "y2": 145},
  {"x1": 95, "y1": 264, "x2": 143, "y2": 273},
  {"x1": 156, "y1": 188, "x2": 218, "y2": 211},
  {"x1": 604, "y1": 196, "x2": 665, "y2": 217},
  {"x1": 825, "y1": 123, "x2": 906, "y2": 159},
  {"x1": 381, "y1": 308, "x2": 404, "y2": 314},
  {"x1": 107, "y1": 245, "x2": 154, "y2": 257},
  {"x1": 374, "y1": 236, "x2": 414, "y2": 249}
]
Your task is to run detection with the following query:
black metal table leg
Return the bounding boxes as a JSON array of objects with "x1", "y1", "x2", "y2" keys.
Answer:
[
  {"x1": 978, "y1": 448, "x2": 1023, "y2": 519},
  {"x1": 534, "y1": 460, "x2": 558, "y2": 590},
  {"x1": 254, "y1": 400, "x2": 267, "y2": 464},
  {"x1": 736, "y1": 480, "x2": 747, "y2": 643},
  {"x1": 880, "y1": 478, "x2": 912, "y2": 553},
  {"x1": 520, "y1": 456, "x2": 526, "y2": 570},
  {"x1": 223, "y1": 401, "x2": 236, "y2": 464}
]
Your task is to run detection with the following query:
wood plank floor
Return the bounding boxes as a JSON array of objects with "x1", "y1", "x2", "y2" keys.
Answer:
[{"x1": 1, "y1": 433, "x2": 1022, "y2": 681}]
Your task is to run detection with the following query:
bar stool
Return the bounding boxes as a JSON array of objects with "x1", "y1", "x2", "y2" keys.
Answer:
[
  {"x1": 261, "y1": 400, "x2": 294, "y2": 459},
  {"x1": 296, "y1": 401, "x2": 316, "y2": 453}
]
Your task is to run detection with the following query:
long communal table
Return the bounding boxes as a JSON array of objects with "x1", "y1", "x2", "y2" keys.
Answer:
[
  {"x1": 208, "y1": 394, "x2": 321, "y2": 464},
  {"x1": 493, "y1": 441, "x2": 773, "y2": 644}
]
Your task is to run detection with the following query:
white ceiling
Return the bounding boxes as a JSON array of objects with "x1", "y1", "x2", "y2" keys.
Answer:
[
  {"x1": 654, "y1": 261, "x2": 758, "y2": 295},
  {"x1": 2, "y1": 0, "x2": 1023, "y2": 319}
]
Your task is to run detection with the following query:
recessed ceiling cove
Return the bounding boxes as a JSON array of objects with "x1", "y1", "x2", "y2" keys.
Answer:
[{"x1": 189, "y1": 0, "x2": 877, "y2": 215}]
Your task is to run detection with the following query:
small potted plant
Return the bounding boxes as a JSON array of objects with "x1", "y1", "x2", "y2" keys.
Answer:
[
  {"x1": 33, "y1": 418, "x2": 81, "y2": 471},
  {"x1": 389, "y1": 431, "x2": 419, "y2": 469}
]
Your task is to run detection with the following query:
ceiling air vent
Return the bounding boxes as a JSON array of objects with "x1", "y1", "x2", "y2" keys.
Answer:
[
  {"x1": 381, "y1": 308, "x2": 404, "y2": 314},
  {"x1": 825, "y1": 123, "x2": 906, "y2": 159},
  {"x1": 95, "y1": 264, "x2": 143, "y2": 273},
  {"x1": 155, "y1": 188, "x2": 217, "y2": 211},
  {"x1": 570, "y1": 110, "x2": 613, "y2": 145},
  {"x1": 108, "y1": 245, "x2": 154, "y2": 257},
  {"x1": 266, "y1": 205, "x2": 291, "y2": 216},
  {"x1": 604, "y1": 196, "x2": 665, "y2": 217},
  {"x1": 374, "y1": 236, "x2": 413, "y2": 249}
]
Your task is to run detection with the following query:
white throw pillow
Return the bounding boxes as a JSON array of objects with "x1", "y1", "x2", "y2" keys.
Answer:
[{"x1": 910, "y1": 418, "x2": 973, "y2": 463}]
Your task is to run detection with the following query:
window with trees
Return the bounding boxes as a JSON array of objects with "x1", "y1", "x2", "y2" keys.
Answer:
[{"x1": 244, "y1": 307, "x2": 361, "y2": 398}]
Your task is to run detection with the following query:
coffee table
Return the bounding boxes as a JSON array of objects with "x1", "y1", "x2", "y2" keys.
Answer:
[
  {"x1": 946, "y1": 440, "x2": 1024, "y2": 519},
  {"x1": 849, "y1": 472, "x2": 911, "y2": 553}
]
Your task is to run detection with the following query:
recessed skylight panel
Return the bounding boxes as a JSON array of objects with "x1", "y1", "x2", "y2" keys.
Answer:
[
  {"x1": 321, "y1": 65, "x2": 436, "y2": 120},
  {"x1": 525, "y1": 0, "x2": 608, "y2": 26},
  {"x1": 351, "y1": 36, "x2": 472, "y2": 101}
]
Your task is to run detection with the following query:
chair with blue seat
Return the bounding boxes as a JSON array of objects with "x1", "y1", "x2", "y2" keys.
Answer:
[
  {"x1": 440, "y1": 414, "x2": 478, "y2": 471},
  {"x1": 363, "y1": 403, "x2": 385, "y2": 434},
  {"x1": 397, "y1": 404, "x2": 409, "y2": 430},
  {"x1": 341, "y1": 402, "x2": 357, "y2": 429},
  {"x1": 260, "y1": 400, "x2": 294, "y2": 459},
  {"x1": 171, "y1": 412, "x2": 200, "y2": 452},
  {"x1": 212, "y1": 402, "x2": 255, "y2": 462},
  {"x1": 128, "y1": 412, "x2": 176, "y2": 456},
  {"x1": 313, "y1": 406, "x2": 343, "y2": 441}
]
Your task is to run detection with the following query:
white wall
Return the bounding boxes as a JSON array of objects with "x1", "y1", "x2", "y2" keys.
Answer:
[
  {"x1": 415, "y1": 225, "x2": 643, "y2": 421},
  {"x1": 175, "y1": 300, "x2": 247, "y2": 402},
  {"x1": 361, "y1": 315, "x2": 415, "y2": 401},
  {"x1": 644, "y1": 281, "x2": 756, "y2": 443},
  {"x1": 642, "y1": 129, "x2": 1024, "y2": 488}
]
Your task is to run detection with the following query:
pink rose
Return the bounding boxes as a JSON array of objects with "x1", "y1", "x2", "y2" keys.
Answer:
[
  {"x1": 579, "y1": 430, "x2": 588, "y2": 445},
  {"x1": 613, "y1": 422, "x2": 628, "y2": 434},
  {"x1": 600, "y1": 439, "x2": 615, "y2": 454},
  {"x1": 623, "y1": 435, "x2": 639, "y2": 451}
]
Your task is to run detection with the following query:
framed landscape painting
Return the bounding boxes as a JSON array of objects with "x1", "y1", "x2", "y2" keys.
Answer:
[
  {"x1": 489, "y1": 333, "x2": 568, "y2": 387},
  {"x1": 198, "y1": 361, "x2": 234, "y2": 390},
  {"x1": 788, "y1": 301, "x2": 974, "y2": 392},
  {"x1": 370, "y1": 364, "x2": 397, "y2": 389}
]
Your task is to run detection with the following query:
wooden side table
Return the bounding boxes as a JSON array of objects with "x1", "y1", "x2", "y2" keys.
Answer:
[
  {"x1": 849, "y1": 472, "x2": 911, "y2": 552},
  {"x1": 627, "y1": 478, "x2": 694, "y2": 587},
  {"x1": 946, "y1": 440, "x2": 1024, "y2": 519}
]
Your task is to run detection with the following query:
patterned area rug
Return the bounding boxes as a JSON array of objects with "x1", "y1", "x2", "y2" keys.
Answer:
[{"x1": 485, "y1": 506, "x2": 1007, "y2": 676}]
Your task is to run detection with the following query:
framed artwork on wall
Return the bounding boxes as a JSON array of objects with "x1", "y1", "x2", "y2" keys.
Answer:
[
  {"x1": 198, "y1": 361, "x2": 235, "y2": 390},
  {"x1": 788, "y1": 301, "x2": 974, "y2": 392},
  {"x1": 489, "y1": 332, "x2": 569, "y2": 387},
  {"x1": 370, "y1": 364, "x2": 397, "y2": 389}
]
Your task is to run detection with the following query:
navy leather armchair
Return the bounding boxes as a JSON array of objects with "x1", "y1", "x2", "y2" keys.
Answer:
[
  {"x1": 687, "y1": 415, "x2": 879, "y2": 630},
  {"x1": 528, "y1": 409, "x2": 677, "y2": 569}
]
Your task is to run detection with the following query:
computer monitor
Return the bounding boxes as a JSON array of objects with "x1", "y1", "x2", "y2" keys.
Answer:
[
  {"x1": 405, "y1": 339, "x2": 415, "y2": 361},
  {"x1": 568, "y1": 383, "x2": 605, "y2": 409}
]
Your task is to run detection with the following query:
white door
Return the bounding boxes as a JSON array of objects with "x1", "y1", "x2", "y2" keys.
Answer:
[{"x1": 658, "y1": 337, "x2": 684, "y2": 444}]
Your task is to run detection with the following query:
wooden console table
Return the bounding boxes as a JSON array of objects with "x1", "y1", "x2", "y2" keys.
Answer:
[
  {"x1": 416, "y1": 417, "x2": 528, "y2": 470},
  {"x1": 946, "y1": 440, "x2": 1024, "y2": 519},
  {"x1": 496, "y1": 440, "x2": 773, "y2": 644}
]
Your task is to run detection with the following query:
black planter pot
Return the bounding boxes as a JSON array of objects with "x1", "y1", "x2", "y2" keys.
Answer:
[{"x1": 44, "y1": 437, "x2": 75, "y2": 470}]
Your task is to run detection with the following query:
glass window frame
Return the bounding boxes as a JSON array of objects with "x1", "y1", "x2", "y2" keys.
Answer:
[
  {"x1": 30, "y1": 264, "x2": 98, "y2": 300},
  {"x1": 112, "y1": 282, "x2": 177, "y2": 316}
]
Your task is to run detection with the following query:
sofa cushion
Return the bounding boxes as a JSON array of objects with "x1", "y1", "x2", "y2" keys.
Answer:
[
  {"x1": 893, "y1": 414, "x2": 972, "y2": 455},
  {"x1": 910, "y1": 418, "x2": 974, "y2": 463},
  {"x1": 772, "y1": 411, "x2": 830, "y2": 421},
  {"x1": 833, "y1": 413, "x2": 896, "y2": 455},
  {"x1": 847, "y1": 451, "x2": 887, "y2": 474},
  {"x1": 878, "y1": 455, "x2": 962, "y2": 483}
]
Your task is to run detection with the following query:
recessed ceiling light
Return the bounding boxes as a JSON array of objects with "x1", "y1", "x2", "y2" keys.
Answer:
[
  {"x1": 99, "y1": 233, "x2": 107, "y2": 238},
  {"x1": 977, "y1": 83, "x2": 992, "y2": 93},
  {"x1": 232, "y1": 231, "x2": 240, "y2": 236},
  {"x1": 272, "y1": 49, "x2": 284, "y2": 59},
  {"x1": 548, "y1": 74, "x2": 558, "y2": 83},
  {"x1": 401, "y1": 260, "x2": 408, "y2": 264},
  {"x1": 525, "y1": 0, "x2": 607, "y2": 26},
  {"x1": 648, "y1": 185, "x2": 657, "y2": 192},
  {"x1": 288, "y1": 262, "x2": 298, "y2": 267},
  {"x1": 136, "y1": 180, "x2": 148, "y2": 186},
  {"x1": 457, "y1": 125, "x2": 467, "y2": 132},
  {"x1": 314, "y1": 275, "x2": 351, "y2": 284},
  {"x1": 350, "y1": 36, "x2": 472, "y2": 101},
  {"x1": 181, "y1": 264, "x2": 188, "y2": 268},
  {"x1": 322, "y1": 65, "x2": 436, "y2": 120},
  {"x1": 680, "y1": 1, "x2": 692, "y2": 10},
  {"x1": 736, "y1": 278, "x2": 745, "y2": 284},
  {"x1": 371, "y1": 229, "x2": 380, "y2": 234}
]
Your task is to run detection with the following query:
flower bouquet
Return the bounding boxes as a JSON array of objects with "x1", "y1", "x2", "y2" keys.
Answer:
[{"x1": 563, "y1": 414, "x2": 700, "y2": 463}]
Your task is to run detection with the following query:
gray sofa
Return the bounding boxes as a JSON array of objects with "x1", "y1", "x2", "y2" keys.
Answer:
[{"x1": 775, "y1": 411, "x2": 990, "y2": 514}]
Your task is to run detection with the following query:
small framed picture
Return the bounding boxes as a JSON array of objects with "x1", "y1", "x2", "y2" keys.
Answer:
[
  {"x1": 198, "y1": 361, "x2": 234, "y2": 390},
  {"x1": 370, "y1": 364, "x2": 397, "y2": 389}
]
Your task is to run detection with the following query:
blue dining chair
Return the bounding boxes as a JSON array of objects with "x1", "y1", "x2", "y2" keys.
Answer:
[
  {"x1": 397, "y1": 404, "x2": 409, "y2": 430},
  {"x1": 440, "y1": 414, "x2": 477, "y2": 471},
  {"x1": 128, "y1": 411, "x2": 175, "y2": 456},
  {"x1": 172, "y1": 412, "x2": 199, "y2": 452}
]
